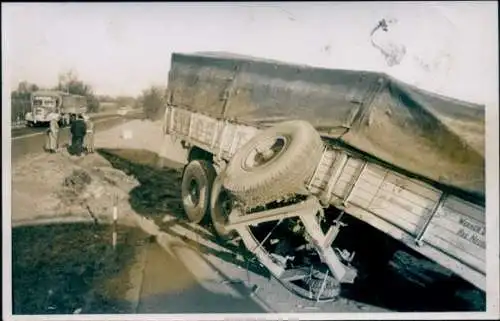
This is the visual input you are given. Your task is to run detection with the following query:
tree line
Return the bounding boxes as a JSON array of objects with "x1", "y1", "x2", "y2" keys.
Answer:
[{"x1": 12, "y1": 70, "x2": 174, "y2": 122}]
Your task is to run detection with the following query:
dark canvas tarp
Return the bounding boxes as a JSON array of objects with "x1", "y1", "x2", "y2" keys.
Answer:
[{"x1": 168, "y1": 52, "x2": 485, "y2": 200}]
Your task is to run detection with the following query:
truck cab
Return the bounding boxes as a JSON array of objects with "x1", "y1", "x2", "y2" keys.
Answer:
[
  {"x1": 25, "y1": 91, "x2": 62, "y2": 126},
  {"x1": 25, "y1": 91, "x2": 87, "y2": 127}
]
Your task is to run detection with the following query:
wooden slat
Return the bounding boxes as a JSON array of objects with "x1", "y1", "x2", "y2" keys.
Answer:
[
  {"x1": 351, "y1": 166, "x2": 385, "y2": 200},
  {"x1": 315, "y1": 163, "x2": 334, "y2": 176},
  {"x1": 384, "y1": 172, "x2": 442, "y2": 203},
  {"x1": 342, "y1": 158, "x2": 364, "y2": 175},
  {"x1": 364, "y1": 163, "x2": 388, "y2": 180},
  {"x1": 348, "y1": 193, "x2": 371, "y2": 208},
  {"x1": 309, "y1": 186, "x2": 322, "y2": 195},
  {"x1": 221, "y1": 125, "x2": 236, "y2": 154},
  {"x1": 349, "y1": 186, "x2": 378, "y2": 207},
  {"x1": 211, "y1": 121, "x2": 221, "y2": 149},
  {"x1": 166, "y1": 107, "x2": 487, "y2": 290},
  {"x1": 425, "y1": 220, "x2": 485, "y2": 260},
  {"x1": 173, "y1": 109, "x2": 190, "y2": 136},
  {"x1": 332, "y1": 180, "x2": 350, "y2": 199},
  {"x1": 428, "y1": 208, "x2": 486, "y2": 256},
  {"x1": 361, "y1": 170, "x2": 387, "y2": 186},
  {"x1": 370, "y1": 192, "x2": 433, "y2": 223},
  {"x1": 367, "y1": 195, "x2": 426, "y2": 234},
  {"x1": 376, "y1": 182, "x2": 439, "y2": 213},
  {"x1": 432, "y1": 207, "x2": 485, "y2": 235},
  {"x1": 359, "y1": 194, "x2": 485, "y2": 271},
  {"x1": 337, "y1": 174, "x2": 355, "y2": 185},
  {"x1": 328, "y1": 193, "x2": 486, "y2": 290},
  {"x1": 422, "y1": 229, "x2": 485, "y2": 273},
  {"x1": 442, "y1": 196, "x2": 485, "y2": 223},
  {"x1": 334, "y1": 159, "x2": 363, "y2": 191},
  {"x1": 312, "y1": 158, "x2": 337, "y2": 190}
]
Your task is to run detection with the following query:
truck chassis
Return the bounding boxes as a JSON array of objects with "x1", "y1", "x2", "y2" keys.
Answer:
[{"x1": 162, "y1": 104, "x2": 486, "y2": 300}]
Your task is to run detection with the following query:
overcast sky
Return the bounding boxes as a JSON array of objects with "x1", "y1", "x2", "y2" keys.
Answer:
[{"x1": 2, "y1": 2, "x2": 498, "y2": 106}]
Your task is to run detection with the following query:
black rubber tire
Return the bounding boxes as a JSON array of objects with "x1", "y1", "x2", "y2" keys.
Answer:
[
  {"x1": 275, "y1": 269, "x2": 341, "y2": 302},
  {"x1": 222, "y1": 120, "x2": 324, "y2": 208},
  {"x1": 210, "y1": 175, "x2": 239, "y2": 240},
  {"x1": 181, "y1": 160, "x2": 216, "y2": 224},
  {"x1": 306, "y1": 274, "x2": 341, "y2": 300}
]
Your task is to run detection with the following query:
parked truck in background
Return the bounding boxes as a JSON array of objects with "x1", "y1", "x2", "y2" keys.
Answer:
[
  {"x1": 25, "y1": 90, "x2": 87, "y2": 127},
  {"x1": 161, "y1": 52, "x2": 487, "y2": 307}
]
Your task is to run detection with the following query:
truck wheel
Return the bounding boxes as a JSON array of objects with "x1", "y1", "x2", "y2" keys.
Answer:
[
  {"x1": 210, "y1": 175, "x2": 238, "y2": 240},
  {"x1": 305, "y1": 274, "x2": 341, "y2": 300},
  {"x1": 181, "y1": 160, "x2": 216, "y2": 224},
  {"x1": 274, "y1": 268, "x2": 341, "y2": 302},
  {"x1": 26, "y1": 121, "x2": 33, "y2": 127},
  {"x1": 222, "y1": 120, "x2": 324, "y2": 208}
]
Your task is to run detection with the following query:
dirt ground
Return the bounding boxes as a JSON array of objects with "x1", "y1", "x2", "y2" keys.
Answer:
[
  {"x1": 11, "y1": 119, "x2": 185, "y2": 227},
  {"x1": 12, "y1": 223, "x2": 152, "y2": 314},
  {"x1": 10, "y1": 119, "x2": 486, "y2": 313}
]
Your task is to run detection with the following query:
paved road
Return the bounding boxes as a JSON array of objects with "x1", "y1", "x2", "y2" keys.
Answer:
[
  {"x1": 11, "y1": 111, "x2": 473, "y2": 314},
  {"x1": 10, "y1": 113, "x2": 143, "y2": 161},
  {"x1": 133, "y1": 215, "x2": 390, "y2": 314},
  {"x1": 11, "y1": 114, "x2": 120, "y2": 138}
]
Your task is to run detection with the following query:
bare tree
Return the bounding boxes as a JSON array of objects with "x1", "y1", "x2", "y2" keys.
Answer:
[
  {"x1": 56, "y1": 70, "x2": 100, "y2": 113},
  {"x1": 140, "y1": 86, "x2": 167, "y2": 120},
  {"x1": 11, "y1": 81, "x2": 40, "y2": 122}
]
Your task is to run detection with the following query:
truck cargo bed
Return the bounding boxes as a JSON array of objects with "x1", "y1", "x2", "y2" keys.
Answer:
[{"x1": 162, "y1": 105, "x2": 486, "y2": 291}]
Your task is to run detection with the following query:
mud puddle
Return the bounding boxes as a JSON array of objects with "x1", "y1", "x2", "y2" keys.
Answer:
[{"x1": 12, "y1": 222, "x2": 151, "y2": 314}]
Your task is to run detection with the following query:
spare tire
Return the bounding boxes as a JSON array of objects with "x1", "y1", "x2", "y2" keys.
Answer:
[
  {"x1": 222, "y1": 120, "x2": 324, "y2": 208},
  {"x1": 181, "y1": 160, "x2": 216, "y2": 224}
]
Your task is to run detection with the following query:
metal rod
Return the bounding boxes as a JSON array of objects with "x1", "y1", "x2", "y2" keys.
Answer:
[
  {"x1": 307, "y1": 146, "x2": 328, "y2": 190},
  {"x1": 316, "y1": 269, "x2": 329, "y2": 302},
  {"x1": 228, "y1": 129, "x2": 239, "y2": 157},
  {"x1": 187, "y1": 112, "x2": 194, "y2": 139},
  {"x1": 300, "y1": 213, "x2": 347, "y2": 282},
  {"x1": 163, "y1": 105, "x2": 170, "y2": 134},
  {"x1": 210, "y1": 121, "x2": 220, "y2": 149},
  {"x1": 169, "y1": 107, "x2": 175, "y2": 133},
  {"x1": 415, "y1": 192, "x2": 447, "y2": 246},
  {"x1": 323, "y1": 211, "x2": 345, "y2": 249},
  {"x1": 343, "y1": 161, "x2": 367, "y2": 206},
  {"x1": 250, "y1": 218, "x2": 283, "y2": 254},
  {"x1": 321, "y1": 153, "x2": 348, "y2": 205},
  {"x1": 227, "y1": 197, "x2": 321, "y2": 229},
  {"x1": 217, "y1": 121, "x2": 229, "y2": 160}
]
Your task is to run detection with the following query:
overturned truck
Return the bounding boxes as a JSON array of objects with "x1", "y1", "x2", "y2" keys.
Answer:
[{"x1": 162, "y1": 52, "x2": 486, "y2": 302}]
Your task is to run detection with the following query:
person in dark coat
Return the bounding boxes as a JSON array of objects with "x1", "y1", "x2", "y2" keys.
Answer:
[{"x1": 70, "y1": 114, "x2": 87, "y2": 156}]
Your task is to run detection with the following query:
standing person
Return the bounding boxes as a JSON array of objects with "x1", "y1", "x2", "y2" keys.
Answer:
[
  {"x1": 67, "y1": 114, "x2": 76, "y2": 147},
  {"x1": 46, "y1": 115, "x2": 60, "y2": 153},
  {"x1": 70, "y1": 114, "x2": 87, "y2": 156},
  {"x1": 62, "y1": 113, "x2": 71, "y2": 127},
  {"x1": 83, "y1": 115, "x2": 95, "y2": 153}
]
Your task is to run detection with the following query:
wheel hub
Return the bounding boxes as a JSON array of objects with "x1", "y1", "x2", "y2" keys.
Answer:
[
  {"x1": 242, "y1": 136, "x2": 288, "y2": 171},
  {"x1": 189, "y1": 179, "x2": 200, "y2": 206}
]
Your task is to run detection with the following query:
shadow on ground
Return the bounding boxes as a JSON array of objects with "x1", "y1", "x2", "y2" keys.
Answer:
[
  {"x1": 326, "y1": 208, "x2": 486, "y2": 312},
  {"x1": 12, "y1": 222, "x2": 150, "y2": 314},
  {"x1": 96, "y1": 148, "x2": 485, "y2": 313},
  {"x1": 134, "y1": 241, "x2": 268, "y2": 313},
  {"x1": 97, "y1": 148, "x2": 270, "y2": 279}
]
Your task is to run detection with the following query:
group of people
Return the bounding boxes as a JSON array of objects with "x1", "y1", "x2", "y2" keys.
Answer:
[{"x1": 46, "y1": 113, "x2": 95, "y2": 156}]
